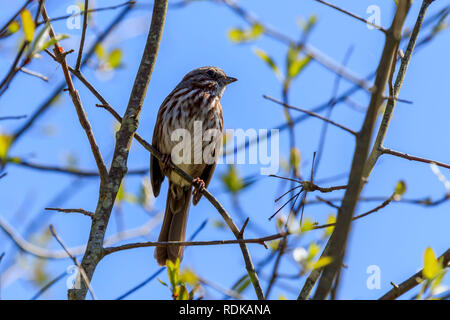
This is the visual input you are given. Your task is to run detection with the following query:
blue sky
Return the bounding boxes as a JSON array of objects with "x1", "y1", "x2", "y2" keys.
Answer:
[{"x1": 0, "y1": 0, "x2": 449, "y2": 299}]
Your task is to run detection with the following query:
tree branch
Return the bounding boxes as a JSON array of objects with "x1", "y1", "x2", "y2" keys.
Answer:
[
  {"x1": 314, "y1": 0, "x2": 387, "y2": 33},
  {"x1": 313, "y1": 0, "x2": 412, "y2": 299},
  {"x1": 67, "y1": 0, "x2": 168, "y2": 300},
  {"x1": 49, "y1": 225, "x2": 97, "y2": 300},
  {"x1": 379, "y1": 248, "x2": 450, "y2": 300},
  {"x1": 363, "y1": 0, "x2": 434, "y2": 179},
  {"x1": 381, "y1": 147, "x2": 450, "y2": 170},
  {"x1": 263, "y1": 95, "x2": 357, "y2": 136},
  {"x1": 40, "y1": 4, "x2": 108, "y2": 184},
  {"x1": 75, "y1": 0, "x2": 89, "y2": 70}
]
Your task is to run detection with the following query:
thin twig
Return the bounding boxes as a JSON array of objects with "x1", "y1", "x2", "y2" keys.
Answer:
[
  {"x1": 75, "y1": 0, "x2": 89, "y2": 70},
  {"x1": 363, "y1": 0, "x2": 435, "y2": 179},
  {"x1": 19, "y1": 68, "x2": 49, "y2": 82},
  {"x1": 0, "y1": 115, "x2": 27, "y2": 121},
  {"x1": 263, "y1": 95, "x2": 357, "y2": 136},
  {"x1": 36, "y1": 1, "x2": 136, "y2": 26},
  {"x1": 103, "y1": 233, "x2": 285, "y2": 255},
  {"x1": 381, "y1": 147, "x2": 450, "y2": 170},
  {"x1": 49, "y1": 225, "x2": 97, "y2": 300},
  {"x1": 45, "y1": 207, "x2": 94, "y2": 218},
  {"x1": 40, "y1": 4, "x2": 108, "y2": 183},
  {"x1": 10, "y1": 3, "x2": 135, "y2": 146},
  {"x1": 314, "y1": 0, "x2": 387, "y2": 33},
  {"x1": 6, "y1": 157, "x2": 148, "y2": 177}
]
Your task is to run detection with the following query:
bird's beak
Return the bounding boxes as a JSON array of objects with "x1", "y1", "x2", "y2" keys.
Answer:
[{"x1": 224, "y1": 76, "x2": 238, "y2": 84}]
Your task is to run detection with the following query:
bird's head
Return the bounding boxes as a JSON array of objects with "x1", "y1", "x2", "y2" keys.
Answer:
[{"x1": 178, "y1": 66, "x2": 237, "y2": 97}]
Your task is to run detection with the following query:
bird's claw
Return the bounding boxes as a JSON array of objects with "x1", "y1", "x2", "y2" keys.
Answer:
[{"x1": 192, "y1": 177, "x2": 206, "y2": 197}]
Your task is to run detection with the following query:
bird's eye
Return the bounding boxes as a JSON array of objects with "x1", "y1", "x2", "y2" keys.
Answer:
[{"x1": 206, "y1": 70, "x2": 215, "y2": 78}]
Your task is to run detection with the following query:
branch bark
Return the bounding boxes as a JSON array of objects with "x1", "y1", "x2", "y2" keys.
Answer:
[
  {"x1": 313, "y1": 0, "x2": 412, "y2": 299},
  {"x1": 363, "y1": 0, "x2": 434, "y2": 179},
  {"x1": 68, "y1": 0, "x2": 168, "y2": 300}
]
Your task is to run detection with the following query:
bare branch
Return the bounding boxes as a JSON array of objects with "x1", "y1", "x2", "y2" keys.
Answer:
[
  {"x1": 381, "y1": 147, "x2": 450, "y2": 170},
  {"x1": 314, "y1": 0, "x2": 412, "y2": 299},
  {"x1": 11, "y1": 3, "x2": 134, "y2": 146},
  {"x1": 36, "y1": 1, "x2": 136, "y2": 26},
  {"x1": 363, "y1": 0, "x2": 434, "y2": 179},
  {"x1": 103, "y1": 233, "x2": 285, "y2": 255},
  {"x1": 0, "y1": 214, "x2": 162, "y2": 260},
  {"x1": 68, "y1": 0, "x2": 170, "y2": 301},
  {"x1": 379, "y1": 248, "x2": 450, "y2": 300},
  {"x1": 45, "y1": 207, "x2": 94, "y2": 218},
  {"x1": 264, "y1": 95, "x2": 357, "y2": 136},
  {"x1": 19, "y1": 67, "x2": 49, "y2": 82},
  {"x1": 314, "y1": 0, "x2": 387, "y2": 33},
  {"x1": 6, "y1": 157, "x2": 148, "y2": 177},
  {"x1": 49, "y1": 225, "x2": 97, "y2": 300},
  {"x1": 75, "y1": 0, "x2": 89, "y2": 70},
  {"x1": 40, "y1": 4, "x2": 108, "y2": 183}
]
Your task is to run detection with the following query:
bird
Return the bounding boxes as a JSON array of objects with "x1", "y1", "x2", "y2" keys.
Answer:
[{"x1": 150, "y1": 66, "x2": 237, "y2": 266}]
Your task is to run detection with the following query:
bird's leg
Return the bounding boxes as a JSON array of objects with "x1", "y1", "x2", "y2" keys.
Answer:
[
  {"x1": 192, "y1": 177, "x2": 206, "y2": 198},
  {"x1": 160, "y1": 154, "x2": 173, "y2": 174}
]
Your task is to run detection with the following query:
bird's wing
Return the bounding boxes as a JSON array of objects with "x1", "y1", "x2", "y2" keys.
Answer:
[{"x1": 150, "y1": 99, "x2": 169, "y2": 198}]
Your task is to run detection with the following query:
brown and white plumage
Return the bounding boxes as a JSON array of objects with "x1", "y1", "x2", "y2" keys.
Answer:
[{"x1": 151, "y1": 66, "x2": 237, "y2": 266}]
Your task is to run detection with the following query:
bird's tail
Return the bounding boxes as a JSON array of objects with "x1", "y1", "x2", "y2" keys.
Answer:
[{"x1": 154, "y1": 182, "x2": 192, "y2": 266}]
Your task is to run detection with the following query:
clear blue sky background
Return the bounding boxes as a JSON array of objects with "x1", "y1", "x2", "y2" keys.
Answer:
[{"x1": 0, "y1": 0, "x2": 449, "y2": 299}]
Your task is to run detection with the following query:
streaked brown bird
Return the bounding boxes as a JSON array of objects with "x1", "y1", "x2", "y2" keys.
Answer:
[{"x1": 151, "y1": 66, "x2": 237, "y2": 266}]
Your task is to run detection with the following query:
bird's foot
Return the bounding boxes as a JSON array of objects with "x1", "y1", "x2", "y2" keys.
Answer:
[{"x1": 192, "y1": 177, "x2": 206, "y2": 197}]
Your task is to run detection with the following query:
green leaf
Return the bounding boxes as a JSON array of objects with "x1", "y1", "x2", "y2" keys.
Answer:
[
  {"x1": 175, "y1": 284, "x2": 189, "y2": 300},
  {"x1": 95, "y1": 44, "x2": 106, "y2": 59},
  {"x1": 0, "y1": 134, "x2": 13, "y2": 159},
  {"x1": 268, "y1": 239, "x2": 281, "y2": 251},
  {"x1": 116, "y1": 183, "x2": 138, "y2": 204},
  {"x1": 228, "y1": 23, "x2": 264, "y2": 43},
  {"x1": 423, "y1": 247, "x2": 441, "y2": 280},
  {"x1": 228, "y1": 28, "x2": 245, "y2": 42},
  {"x1": 311, "y1": 256, "x2": 333, "y2": 270},
  {"x1": 212, "y1": 219, "x2": 226, "y2": 229},
  {"x1": 300, "y1": 218, "x2": 315, "y2": 233},
  {"x1": 307, "y1": 242, "x2": 321, "y2": 261},
  {"x1": 180, "y1": 268, "x2": 198, "y2": 286},
  {"x1": 254, "y1": 48, "x2": 281, "y2": 79},
  {"x1": 288, "y1": 56, "x2": 311, "y2": 79},
  {"x1": 221, "y1": 165, "x2": 244, "y2": 194},
  {"x1": 20, "y1": 9, "x2": 35, "y2": 42},
  {"x1": 298, "y1": 14, "x2": 318, "y2": 33},
  {"x1": 167, "y1": 258, "x2": 180, "y2": 289},
  {"x1": 108, "y1": 48, "x2": 123, "y2": 69},
  {"x1": 289, "y1": 147, "x2": 301, "y2": 171},
  {"x1": 38, "y1": 34, "x2": 69, "y2": 53},
  {"x1": 235, "y1": 276, "x2": 251, "y2": 294},
  {"x1": 323, "y1": 214, "x2": 336, "y2": 238},
  {"x1": 393, "y1": 180, "x2": 407, "y2": 200},
  {"x1": 158, "y1": 278, "x2": 168, "y2": 287},
  {"x1": 8, "y1": 21, "x2": 20, "y2": 34}
]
